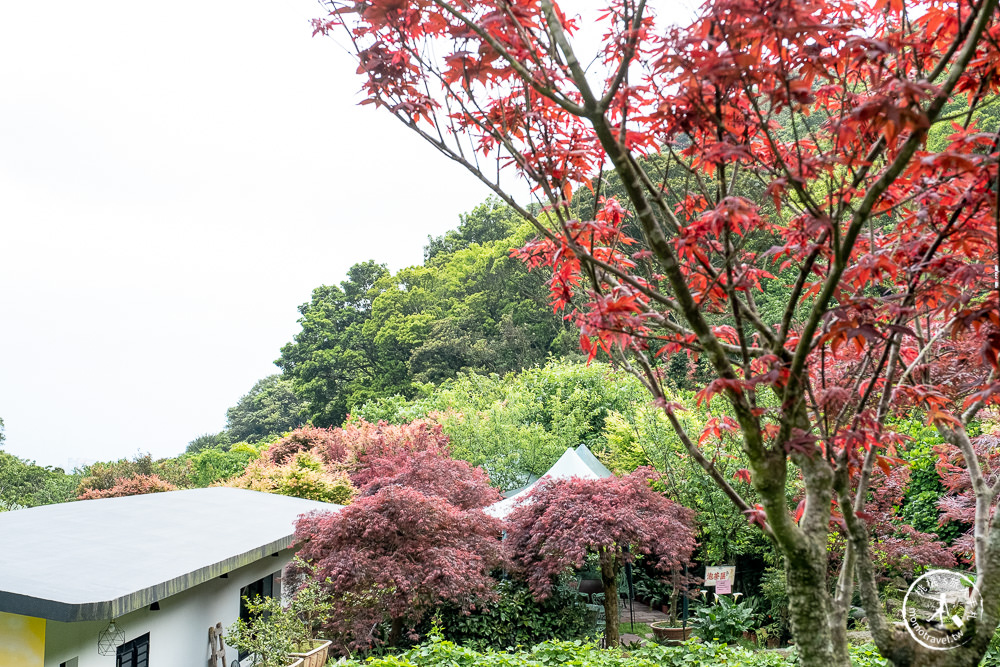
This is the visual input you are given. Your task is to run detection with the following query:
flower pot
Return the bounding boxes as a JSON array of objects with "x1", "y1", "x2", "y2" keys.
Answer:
[
  {"x1": 742, "y1": 630, "x2": 757, "y2": 644},
  {"x1": 650, "y1": 621, "x2": 692, "y2": 646},
  {"x1": 289, "y1": 639, "x2": 332, "y2": 667},
  {"x1": 661, "y1": 604, "x2": 669, "y2": 614}
]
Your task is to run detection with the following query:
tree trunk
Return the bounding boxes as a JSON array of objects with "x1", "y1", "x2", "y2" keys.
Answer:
[
  {"x1": 784, "y1": 555, "x2": 851, "y2": 667},
  {"x1": 388, "y1": 617, "x2": 404, "y2": 647},
  {"x1": 669, "y1": 569, "x2": 679, "y2": 624},
  {"x1": 600, "y1": 551, "x2": 620, "y2": 647}
]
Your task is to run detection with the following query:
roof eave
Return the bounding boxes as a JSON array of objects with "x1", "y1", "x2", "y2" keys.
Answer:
[{"x1": 0, "y1": 535, "x2": 295, "y2": 623}]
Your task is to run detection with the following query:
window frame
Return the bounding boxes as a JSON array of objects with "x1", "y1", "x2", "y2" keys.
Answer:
[
  {"x1": 238, "y1": 571, "x2": 280, "y2": 660},
  {"x1": 115, "y1": 632, "x2": 149, "y2": 667}
]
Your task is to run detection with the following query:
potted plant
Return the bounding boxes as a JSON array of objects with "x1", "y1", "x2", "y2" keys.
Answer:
[
  {"x1": 226, "y1": 578, "x2": 333, "y2": 667},
  {"x1": 226, "y1": 595, "x2": 304, "y2": 667},
  {"x1": 285, "y1": 579, "x2": 334, "y2": 667},
  {"x1": 650, "y1": 620, "x2": 694, "y2": 645},
  {"x1": 638, "y1": 579, "x2": 672, "y2": 611},
  {"x1": 755, "y1": 623, "x2": 780, "y2": 649}
]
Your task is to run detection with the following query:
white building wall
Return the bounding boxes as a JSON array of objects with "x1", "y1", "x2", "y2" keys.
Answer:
[{"x1": 43, "y1": 549, "x2": 292, "y2": 667}]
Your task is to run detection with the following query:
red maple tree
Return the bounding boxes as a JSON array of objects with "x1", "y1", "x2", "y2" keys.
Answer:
[
  {"x1": 313, "y1": 0, "x2": 1000, "y2": 663},
  {"x1": 827, "y1": 465, "x2": 956, "y2": 581},
  {"x1": 263, "y1": 425, "x2": 352, "y2": 466},
  {"x1": 505, "y1": 470, "x2": 697, "y2": 646},
  {"x1": 937, "y1": 430, "x2": 1000, "y2": 562},
  {"x1": 292, "y1": 486, "x2": 504, "y2": 653},
  {"x1": 358, "y1": 447, "x2": 501, "y2": 509}
]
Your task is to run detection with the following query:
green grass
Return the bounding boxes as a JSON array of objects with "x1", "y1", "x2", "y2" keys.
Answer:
[{"x1": 619, "y1": 622, "x2": 654, "y2": 639}]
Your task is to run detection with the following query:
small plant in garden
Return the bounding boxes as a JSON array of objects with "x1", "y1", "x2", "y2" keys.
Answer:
[
  {"x1": 226, "y1": 578, "x2": 334, "y2": 666},
  {"x1": 691, "y1": 595, "x2": 756, "y2": 645},
  {"x1": 226, "y1": 595, "x2": 296, "y2": 667}
]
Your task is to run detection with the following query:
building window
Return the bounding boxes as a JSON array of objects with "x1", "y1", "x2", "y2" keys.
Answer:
[
  {"x1": 116, "y1": 633, "x2": 149, "y2": 667},
  {"x1": 238, "y1": 572, "x2": 279, "y2": 659},
  {"x1": 239, "y1": 572, "x2": 277, "y2": 623}
]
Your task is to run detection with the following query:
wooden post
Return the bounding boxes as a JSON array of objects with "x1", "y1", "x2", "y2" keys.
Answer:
[{"x1": 209, "y1": 622, "x2": 227, "y2": 667}]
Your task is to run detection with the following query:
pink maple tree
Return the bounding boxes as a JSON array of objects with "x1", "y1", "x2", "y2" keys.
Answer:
[{"x1": 505, "y1": 470, "x2": 696, "y2": 646}]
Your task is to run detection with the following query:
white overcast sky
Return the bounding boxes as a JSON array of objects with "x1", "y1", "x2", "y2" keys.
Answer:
[{"x1": 0, "y1": 0, "x2": 692, "y2": 469}]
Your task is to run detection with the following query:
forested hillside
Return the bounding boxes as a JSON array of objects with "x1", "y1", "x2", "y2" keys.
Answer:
[{"x1": 274, "y1": 197, "x2": 579, "y2": 428}]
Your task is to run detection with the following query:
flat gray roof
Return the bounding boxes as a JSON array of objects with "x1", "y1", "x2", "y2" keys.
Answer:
[{"x1": 0, "y1": 487, "x2": 341, "y2": 622}]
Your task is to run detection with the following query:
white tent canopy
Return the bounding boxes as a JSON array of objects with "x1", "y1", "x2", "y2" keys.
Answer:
[{"x1": 486, "y1": 445, "x2": 612, "y2": 519}]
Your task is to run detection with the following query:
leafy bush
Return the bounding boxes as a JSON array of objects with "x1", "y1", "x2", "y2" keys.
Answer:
[
  {"x1": 896, "y1": 425, "x2": 962, "y2": 543},
  {"x1": 0, "y1": 452, "x2": 78, "y2": 508},
  {"x1": 336, "y1": 635, "x2": 796, "y2": 667},
  {"x1": 433, "y1": 579, "x2": 589, "y2": 650},
  {"x1": 982, "y1": 628, "x2": 1000, "y2": 667},
  {"x1": 691, "y1": 595, "x2": 755, "y2": 644},
  {"x1": 847, "y1": 644, "x2": 890, "y2": 667},
  {"x1": 759, "y1": 565, "x2": 790, "y2": 642},
  {"x1": 224, "y1": 450, "x2": 356, "y2": 504},
  {"x1": 225, "y1": 595, "x2": 295, "y2": 667},
  {"x1": 76, "y1": 452, "x2": 192, "y2": 495},
  {"x1": 187, "y1": 442, "x2": 261, "y2": 487}
]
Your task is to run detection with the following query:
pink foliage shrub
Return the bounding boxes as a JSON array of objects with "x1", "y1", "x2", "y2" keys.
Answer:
[
  {"x1": 78, "y1": 474, "x2": 177, "y2": 500},
  {"x1": 830, "y1": 464, "x2": 956, "y2": 579}
]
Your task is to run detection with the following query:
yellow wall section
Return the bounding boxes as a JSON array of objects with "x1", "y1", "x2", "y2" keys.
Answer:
[{"x1": 0, "y1": 611, "x2": 45, "y2": 667}]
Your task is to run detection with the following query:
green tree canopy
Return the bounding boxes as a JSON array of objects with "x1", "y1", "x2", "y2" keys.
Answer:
[
  {"x1": 225, "y1": 374, "x2": 305, "y2": 443},
  {"x1": 275, "y1": 205, "x2": 575, "y2": 428}
]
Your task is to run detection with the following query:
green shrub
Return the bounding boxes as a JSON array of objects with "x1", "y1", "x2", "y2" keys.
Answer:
[
  {"x1": 691, "y1": 595, "x2": 756, "y2": 644},
  {"x1": 981, "y1": 628, "x2": 1000, "y2": 667},
  {"x1": 188, "y1": 442, "x2": 260, "y2": 487},
  {"x1": 896, "y1": 423, "x2": 961, "y2": 543},
  {"x1": 432, "y1": 579, "x2": 589, "y2": 649},
  {"x1": 759, "y1": 565, "x2": 791, "y2": 642},
  {"x1": 226, "y1": 578, "x2": 333, "y2": 666}
]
